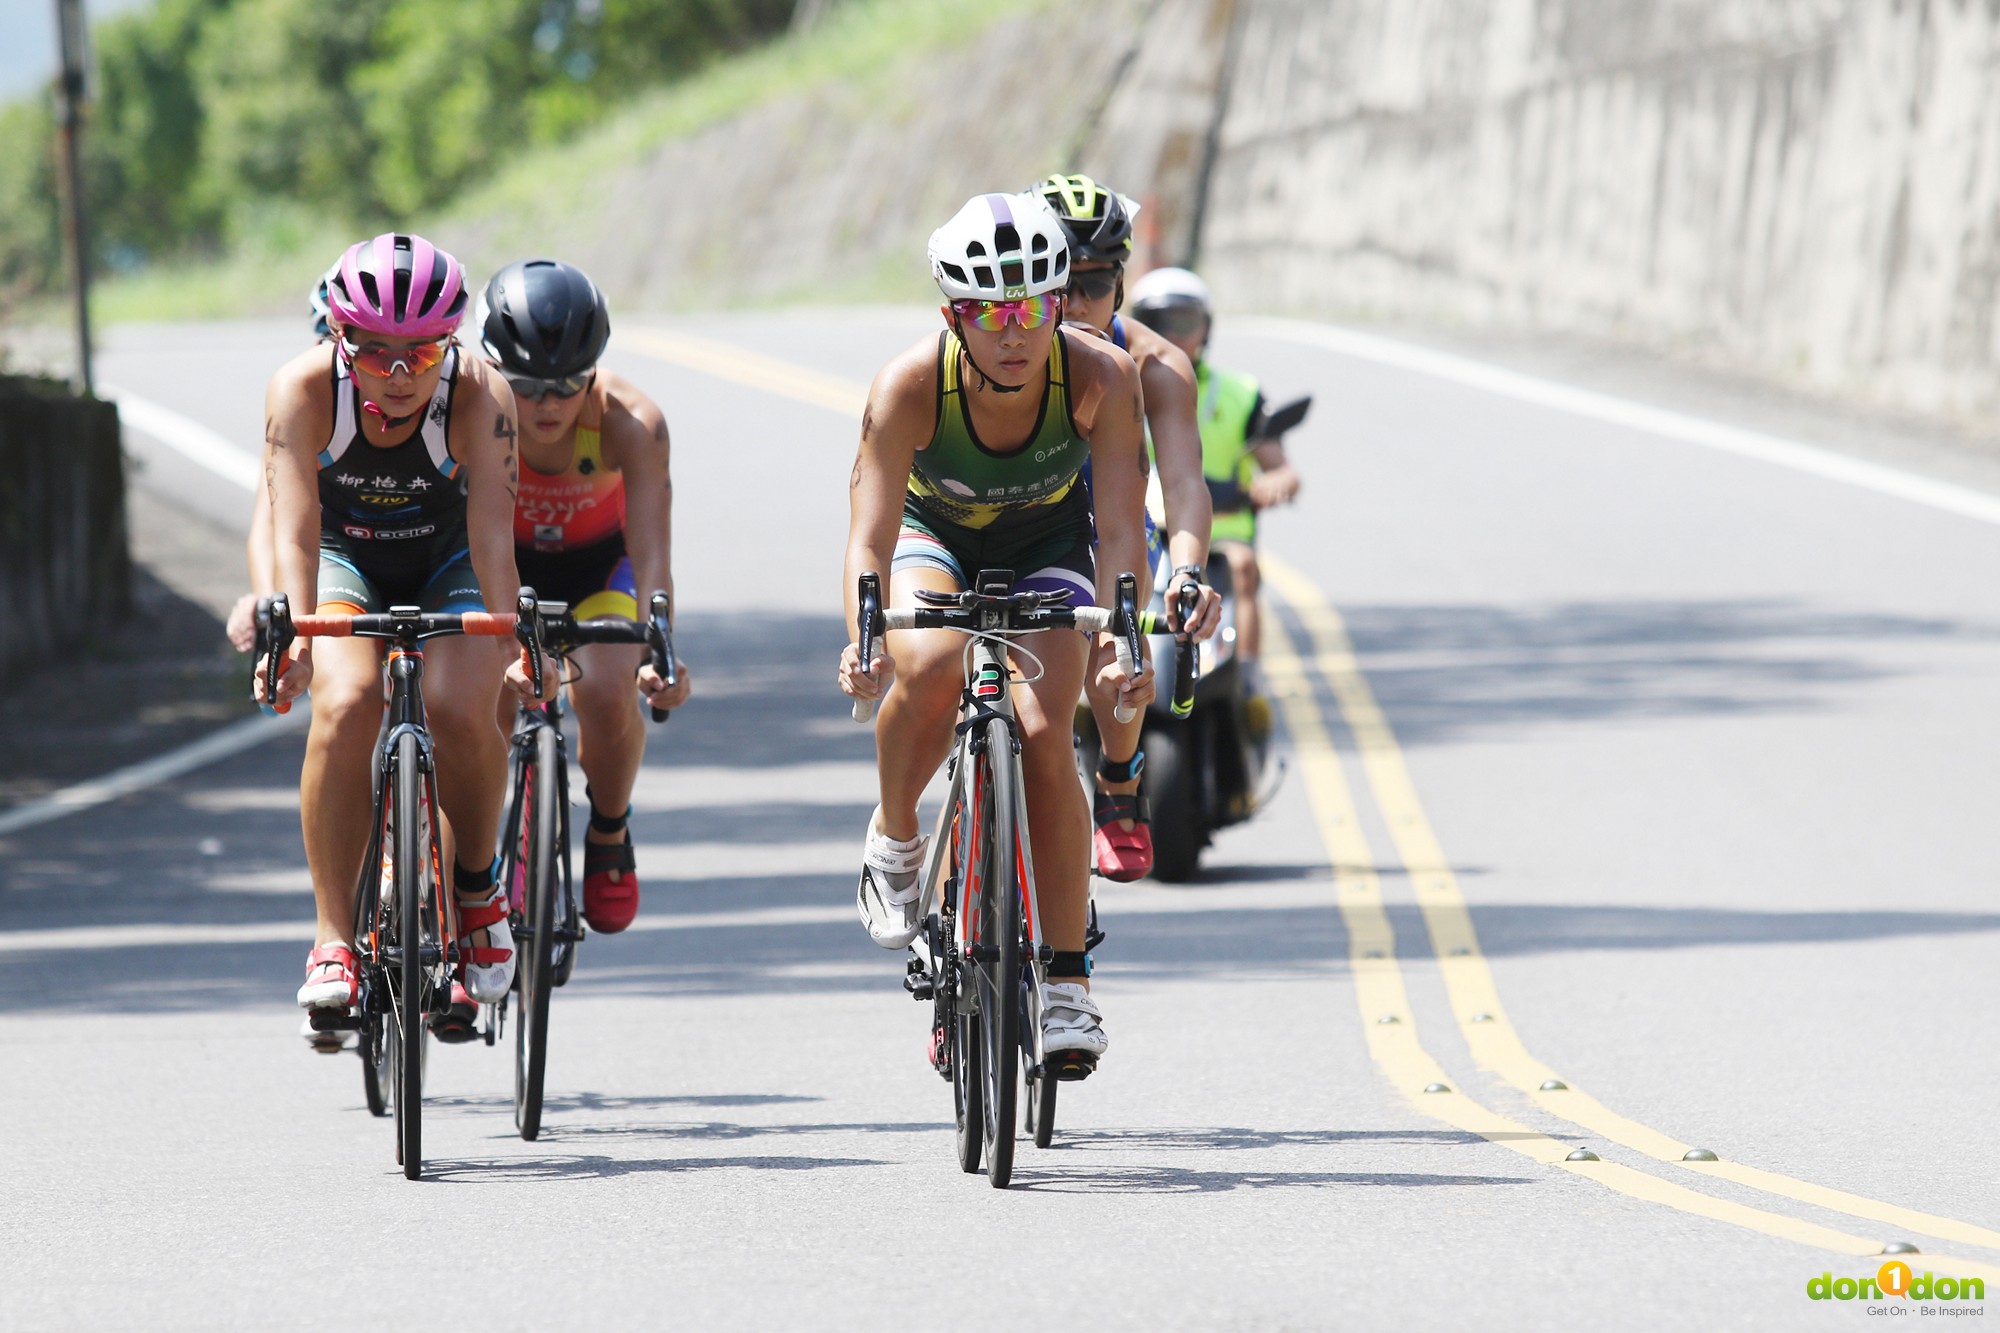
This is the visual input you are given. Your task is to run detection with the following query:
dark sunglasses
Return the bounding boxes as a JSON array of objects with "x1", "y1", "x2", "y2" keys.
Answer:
[
  {"x1": 1065, "y1": 265, "x2": 1123, "y2": 302},
  {"x1": 503, "y1": 368, "x2": 594, "y2": 402}
]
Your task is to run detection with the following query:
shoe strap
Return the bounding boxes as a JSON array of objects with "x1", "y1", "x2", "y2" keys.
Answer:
[
  {"x1": 864, "y1": 830, "x2": 926, "y2": 875},
  {"x1": 584, "y1": 837, "x2": 637, "y2": 877},
  {"x1": 456, "y1": 890, "x2": 508, "y2": 933},
  {"x1": 305, "y1": 943, "x2": 355, "y2": 971},
  {"x1": 1092, "y1": 791, "x2": 1150, "y2": 829}
]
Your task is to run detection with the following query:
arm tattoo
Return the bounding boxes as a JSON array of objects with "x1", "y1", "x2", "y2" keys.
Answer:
[
  {"x1": 850, "y1": 455, "x2": 864, "y2": 490},
  {"x1": 652, "y1": 418, "x2": 669, "y2": 444},
  {"x1": 861, "y1": 405, "x2": 876, "y2": 442},
  {"x1": 494, "y1": 411, "x2": 516, "y2": 441},
  {"x1": 265, "y1": 456, "x2": 278, "y2": 502}
]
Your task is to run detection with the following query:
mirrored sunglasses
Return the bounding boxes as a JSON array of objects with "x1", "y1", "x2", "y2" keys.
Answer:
[
  {"x1": 339, "y1": 336, "x2": 450, "y2": 378},
  {"x1": 951, "y1": 294, "x2": 1058, "y2": 333}
]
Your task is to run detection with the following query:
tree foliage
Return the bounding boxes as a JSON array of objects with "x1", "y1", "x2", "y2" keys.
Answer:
[{"x1": 0, "y1": 0, "x2": 793, "y2": 295}]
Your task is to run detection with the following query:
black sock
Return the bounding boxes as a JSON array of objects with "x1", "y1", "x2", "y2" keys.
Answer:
[{"x1": 453, "y1": 859, "x2": 495, "y2": 898}]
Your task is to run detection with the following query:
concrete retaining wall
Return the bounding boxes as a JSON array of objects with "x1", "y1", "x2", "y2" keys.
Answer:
[
  {"x1": 0, "y1": 378, "x2": 130, "y2": 682},
  {"x1": 1085, "y1": 0, "x2": 2000, "y2": 424}
]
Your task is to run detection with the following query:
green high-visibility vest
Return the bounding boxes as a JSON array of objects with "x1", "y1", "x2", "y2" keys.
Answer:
[{"x1": 1196, "y1": 361, "x2": 1261, "y2": 544}]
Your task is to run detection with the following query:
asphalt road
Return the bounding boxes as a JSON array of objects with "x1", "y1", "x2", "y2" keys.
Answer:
[{"x1": 3, "y1": 309, "x2": 1998, "y2": 1330}]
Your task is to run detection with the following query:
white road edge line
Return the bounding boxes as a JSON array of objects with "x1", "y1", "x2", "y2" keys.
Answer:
[
  {"x1": 102, "y1": 384, "x2": 259, "y2": 491},
  {"x1": 0, "y1": 708, "x2": 306, "y2": 839},
  {"x1": 1239, "y1": 317, "x2": 2000, "y2": 530}
]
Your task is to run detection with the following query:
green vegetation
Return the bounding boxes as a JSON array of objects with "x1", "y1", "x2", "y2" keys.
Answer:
[
  {"x1": 0, "y1": 0, "x2": 793, "y2": 309},
  {"x1": 79, "y1": 0, "x2": 1048, "y2": 322}
]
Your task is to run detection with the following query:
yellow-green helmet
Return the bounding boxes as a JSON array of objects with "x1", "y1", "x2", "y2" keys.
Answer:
[{"x1": 1032, "y1": 173, "x2": 1139, "y2": 264}]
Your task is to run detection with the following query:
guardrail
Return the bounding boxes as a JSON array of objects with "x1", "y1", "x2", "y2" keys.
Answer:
[{"x1": 0, "y1": 375, "x2": 130, "y2": 682}]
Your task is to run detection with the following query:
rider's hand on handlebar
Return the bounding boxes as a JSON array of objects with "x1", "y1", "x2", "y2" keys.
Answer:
[
  {"x1": 225, "y1": 593, "x2": 258, "y2": 654},
  {"x1": 838, "y1": 640, "x2": 895, "y2": 704},
  {"x1": 1165, "y1": 573, "x2": 1223, "y2": 642},
  {"x1": 639, "y1": 659, "x2": 691, "y2": 711},
  {"x1": 1095, "y1": 635, "x2": 1156, "y2": 712},
  {"x1": 1250, "y1": 467, "x2": 1300, "y2": 509},
  {"x1": 504, "y1": 648, "x2": 560, "y2": 702},
  {"x1": 255, "y1": 641, "x2": 313, "y2": 708}
]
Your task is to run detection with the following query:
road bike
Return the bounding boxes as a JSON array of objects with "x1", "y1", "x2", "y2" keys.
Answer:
[
  {"x1": 501, "y1": 589, "x2": 676, "y2": 1141},
  {"x1": 263, "y1": 595, "x2": 517, "y2": 1180},
  {"x1": 852, "y1": 568, "x2": 1139, "y2": 1187}
]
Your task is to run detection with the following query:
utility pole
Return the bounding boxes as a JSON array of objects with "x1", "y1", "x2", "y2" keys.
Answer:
[{"x1": 54, "y1": 0, "x2": 93, "y2": 395}]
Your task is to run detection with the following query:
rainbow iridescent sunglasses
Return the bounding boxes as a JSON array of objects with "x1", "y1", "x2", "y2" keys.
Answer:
[
  {"x1": 950, "y1": 293, "x2": 1059, "y2": 332},
  {"x1": 338, "y1": 334, "x2": 451, "y2": 379}
]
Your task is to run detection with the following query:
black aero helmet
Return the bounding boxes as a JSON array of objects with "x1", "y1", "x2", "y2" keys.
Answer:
[
  {"x1": 1032, "y1": 173, "x2": 1138, "y2": 265},
  {"x1": 477, "y1": 259, "x2": 610, "y2": 379}
]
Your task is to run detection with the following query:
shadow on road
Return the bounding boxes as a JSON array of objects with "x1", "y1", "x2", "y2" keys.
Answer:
[
  {"x1": 1008, "y1": 1166, "x2": 1536, "y2": 1194},
  {"x1": 421, "y1": 1153, "x2": 889, "y2": 1182},
  {"x1": 1332, "y1": 598, "x2": 1991, "y2": 747}
]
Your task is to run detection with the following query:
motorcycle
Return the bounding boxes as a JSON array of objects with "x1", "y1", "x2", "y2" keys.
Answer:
[{"x1": 1076, "y1": 395, "x2": 1309, "y2": 881}]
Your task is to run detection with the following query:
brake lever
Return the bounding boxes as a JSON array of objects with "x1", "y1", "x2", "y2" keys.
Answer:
[
  {"x1": 1170, "y1": 581, "x2": 1201, "y2": 718},
  {"x1": 514, "y1": 586, "x2": 545, "y2": 704},
  {"x1": 852, "y1": 572, "x2": 883, "y2": 724},
  {"x1": 1113, "y1": 572, "x2": 1142, "y2": 723},
  {"x1": 261, "y1": 593, "x2": 294, "y2": 716},
  {"x1": 647, "y1": 590, "x2": 675, "y2": 723}
]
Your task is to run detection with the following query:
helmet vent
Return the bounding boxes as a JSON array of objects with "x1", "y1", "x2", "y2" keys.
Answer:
[
  {"x1": 966, "y1": 241, "x2": 987, "y2": 257},
  {"x1": 973, "y1": 265, "x2": 994, "y2": 288},
  {"x1": 940, "y1": 262, "x2": 969, "y2": 285}
]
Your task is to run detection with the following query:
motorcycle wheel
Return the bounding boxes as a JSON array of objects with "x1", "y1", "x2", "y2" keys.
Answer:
[{"x1": 1142, "y1": 721, "x2": 1206, "y2": 882}]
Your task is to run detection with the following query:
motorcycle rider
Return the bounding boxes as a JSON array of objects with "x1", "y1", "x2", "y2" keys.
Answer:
[{"x1": 1127, "y1": 266, "x2": 1301, "y2": 673}]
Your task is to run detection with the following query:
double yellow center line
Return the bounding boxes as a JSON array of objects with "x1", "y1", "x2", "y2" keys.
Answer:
[{"x1": 624, "y1": 320, "x2": 2000, "y2": 1276}]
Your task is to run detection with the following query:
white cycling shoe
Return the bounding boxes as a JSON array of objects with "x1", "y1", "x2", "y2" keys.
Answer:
[
  {"x1": 1040, "y1": 981, "x2": 1109, "y2": 1058},
  {"x1": 857, "y1": 811, "x2": 927, "y2": 949},
  {"x1": 455, "y1": 882, "x2": 516, "y2": 1003}
]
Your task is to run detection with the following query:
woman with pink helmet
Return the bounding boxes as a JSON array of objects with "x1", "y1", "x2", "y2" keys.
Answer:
[{"x1": 256, "y1": 232, "x2": 528, "y2": 1039}]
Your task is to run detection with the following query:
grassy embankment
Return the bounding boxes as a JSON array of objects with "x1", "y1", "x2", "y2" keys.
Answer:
[{"x1": 94, "y1": 0, "x2": 1053, "y2": 324}]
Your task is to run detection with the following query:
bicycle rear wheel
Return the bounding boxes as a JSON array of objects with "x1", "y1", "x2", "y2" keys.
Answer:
[
  {"x1": 361, "y1": 1019, "x2": 389, "y2": 1117},
  {"x1": 389, "y1": 731, "x2": 426, "y2": 1180},
  {"x1": 976, "y1": 735, "x2": 1022, "y2": 1188},
  {"x1": 512, "y1": 723, "x2": 560, "y2": 1140}
]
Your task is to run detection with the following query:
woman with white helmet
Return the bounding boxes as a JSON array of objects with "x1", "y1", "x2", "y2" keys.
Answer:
[
  {"x1": 1128, "y1": 265, "x2": 1302, "y2": 667},
  {"x1": 838, "y1": 192, "x2": 1156, "y2": 1071},
  {"x1": 256, "y1": 232, "x2": 526, "y2": 1035}
]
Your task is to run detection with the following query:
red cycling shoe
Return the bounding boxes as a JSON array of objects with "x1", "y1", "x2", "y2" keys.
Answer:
[
  {"x1": 1092, "y1": 788, "x2": 1153, "y2": 882},
  {"x1": 296, "y1": 943, "x2": 358, "y2": 1009},
  {"x1": 582, "y1": 802, "x2": 639, "y2": 933}
]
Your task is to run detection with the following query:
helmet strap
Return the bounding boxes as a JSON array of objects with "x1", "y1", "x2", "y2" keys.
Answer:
[
  {"x1": 361, "y1": 398, "x2": 416, "y2": 429},
  {"x1": 951, "y1": 315, "x2": 1029, "y2": 396}
]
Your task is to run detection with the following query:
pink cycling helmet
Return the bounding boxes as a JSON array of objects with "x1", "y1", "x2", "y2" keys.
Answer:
[{"x1": 326, "y1": 232, "x2": 468, "y2": 339}]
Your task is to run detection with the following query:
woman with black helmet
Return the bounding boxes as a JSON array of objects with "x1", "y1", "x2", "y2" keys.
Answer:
[
  {"x1": 477, "y1": 258, "x2": 691, "y2": 936},
  {"x1": 1032, "y1": 172, "x2": 1222, "y2": 882}
]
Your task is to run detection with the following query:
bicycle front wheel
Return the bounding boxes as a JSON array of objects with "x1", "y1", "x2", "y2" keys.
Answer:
[
  {"x1": 513, "y1": 723, "x2": 560, "y2": 1140},
  {"x1": 1023, "y1": 969, "x2": 1056, "y2": 1149},
  {"x1": 389, "y1": 730, "x2": 426, "y2": 1180},
  {"x1": 976, "y1": 735, "x2": 1022, "y2": 1189}
]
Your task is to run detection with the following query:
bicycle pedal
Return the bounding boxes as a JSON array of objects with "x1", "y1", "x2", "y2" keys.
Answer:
[
  {"x1": 307, "y1": 1008, "x2": 361, "y2": 1032},
  {"x1": 903, "y1": 957, "x2": 935, "y2": 1000},
  {"x1": 1047, "y1": 1051, "x2": 1098, "y2": 1082}
]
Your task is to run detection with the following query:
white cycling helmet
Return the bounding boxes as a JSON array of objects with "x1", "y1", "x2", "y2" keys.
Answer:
[
  {"x1": 1127, "y1": 265, "x2": 1212, "y2": 315},
  {"x1": 928, "y1": 193, "x2": 1070, "y2": 301}
]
